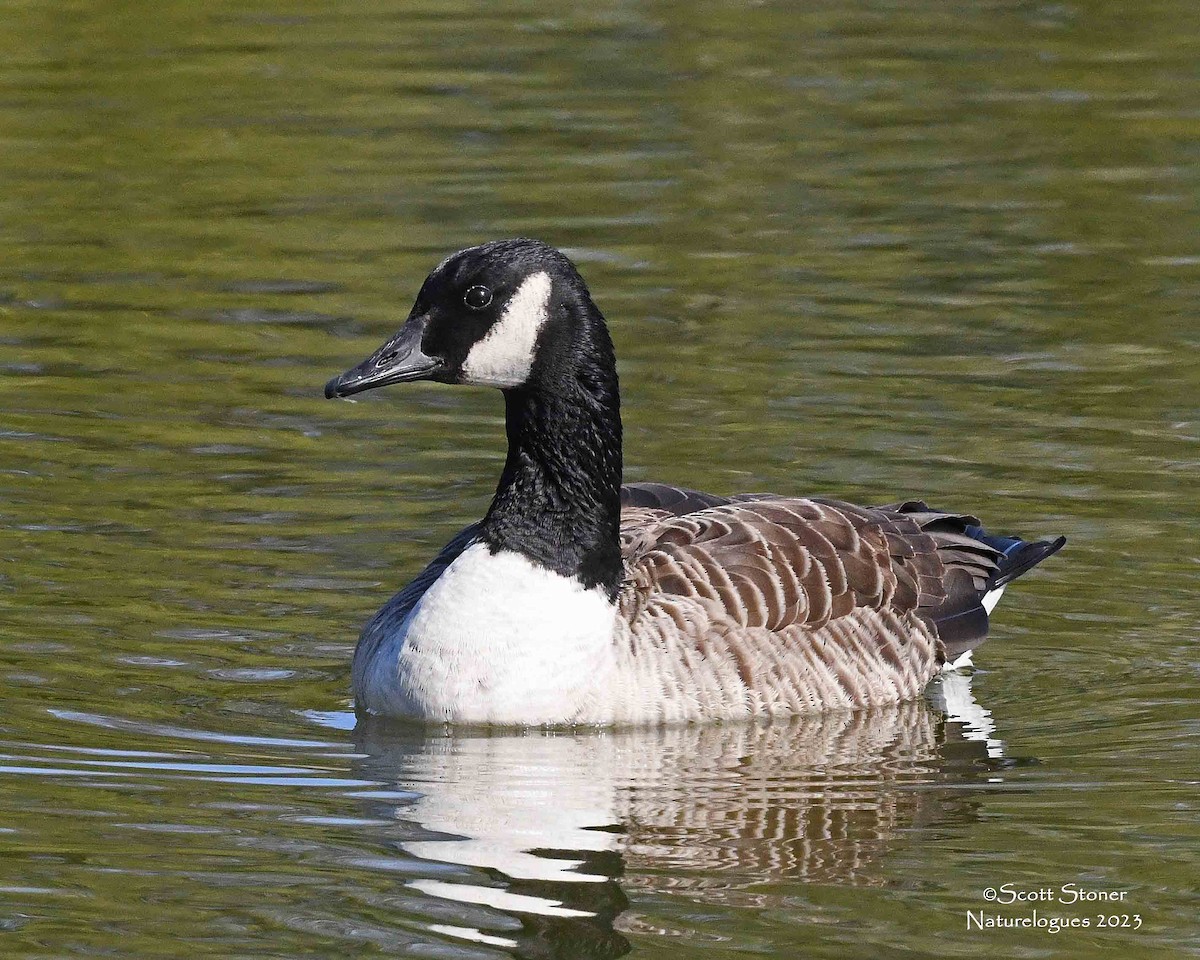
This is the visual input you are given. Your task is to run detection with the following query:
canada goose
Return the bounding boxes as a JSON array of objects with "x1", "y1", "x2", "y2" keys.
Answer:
[{"x1": 324, "y1": 239, "x2": 1065, "y2": 725}]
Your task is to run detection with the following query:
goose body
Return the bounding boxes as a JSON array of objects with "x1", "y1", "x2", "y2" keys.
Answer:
[{"x1": 326, "y1": 239, "x2": 1064, "y2": 726}]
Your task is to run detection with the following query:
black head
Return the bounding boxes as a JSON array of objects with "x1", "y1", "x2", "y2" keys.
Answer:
[
  {"x1": 325, "y1": 238, "x2": 625, "y2": 596},
  {"x1": 325, "y1": 239, "x2": 597, "y2": 399}
]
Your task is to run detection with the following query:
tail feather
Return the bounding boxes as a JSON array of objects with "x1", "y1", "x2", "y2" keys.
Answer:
[
  {"x1": 965, "y1": 527, "x2": 1068, "y2": 589},
  {"x1": 880, "y1": 504, "x2": 1066, "y2": 669}
]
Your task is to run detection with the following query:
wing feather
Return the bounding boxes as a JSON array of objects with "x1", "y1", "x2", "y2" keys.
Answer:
[
  {"x1": 619, "y1": 485, "x2": 1031, "y2": 679},
  {"x1": 620, "y1": 491, "x2": 995, "y2": 627}
]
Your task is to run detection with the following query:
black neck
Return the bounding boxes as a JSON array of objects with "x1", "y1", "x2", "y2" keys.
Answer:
[{"x1": 479, "y1": 304, "x2": 624, "y2": 598}]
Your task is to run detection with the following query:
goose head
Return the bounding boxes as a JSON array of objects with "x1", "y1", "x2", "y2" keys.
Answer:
[{"x1": 325, "y1": 238, "x2": 603, "y2": 398}]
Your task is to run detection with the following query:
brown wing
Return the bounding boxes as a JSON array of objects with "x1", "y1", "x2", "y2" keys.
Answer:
[{"x1": 618, "y1": 492, "x2": 1005, "y2": 662}]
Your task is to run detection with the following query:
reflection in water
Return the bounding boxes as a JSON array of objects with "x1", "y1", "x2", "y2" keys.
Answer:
[{"x1": 349, "y1": 677, "x2": 1002, "y2": 958}]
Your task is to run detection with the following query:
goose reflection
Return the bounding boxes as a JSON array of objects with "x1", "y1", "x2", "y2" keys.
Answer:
[{"x1": 347, "y1": 673, "x2": 1002, "y2": 958}]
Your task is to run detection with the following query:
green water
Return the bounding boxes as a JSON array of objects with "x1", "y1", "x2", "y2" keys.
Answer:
[{"x1": 1, "y1": 1, "x2": 1197, "y2": 956}]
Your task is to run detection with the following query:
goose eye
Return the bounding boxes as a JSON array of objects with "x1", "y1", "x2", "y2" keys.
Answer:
[{"x1": 463, "y1": 285, "x2": 493, "y2": 311}]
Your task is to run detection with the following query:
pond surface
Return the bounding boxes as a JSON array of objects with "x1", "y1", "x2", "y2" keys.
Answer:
[{"x1": 1, "y1": 1, "x2": 1197, "y2": 957}]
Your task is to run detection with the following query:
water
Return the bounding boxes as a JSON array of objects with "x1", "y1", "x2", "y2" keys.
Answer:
[{"x1": 1, "y1": 1, "x2": 1197, "y2": 956}]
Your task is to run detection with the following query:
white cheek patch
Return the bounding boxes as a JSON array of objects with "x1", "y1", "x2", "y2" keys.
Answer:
[{"x1": 461, "y1": 271, "x2": 552, "y2": 387}]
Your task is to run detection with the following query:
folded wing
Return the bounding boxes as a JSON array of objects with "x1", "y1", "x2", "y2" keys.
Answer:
[{"x1": 619, "y1": 483, "x2": 1008, "y2": 665}]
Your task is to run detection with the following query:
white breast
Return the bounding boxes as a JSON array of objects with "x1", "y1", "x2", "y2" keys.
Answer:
[{"x1": 356, "y1": 542, "x2": 618, "y2": 724}]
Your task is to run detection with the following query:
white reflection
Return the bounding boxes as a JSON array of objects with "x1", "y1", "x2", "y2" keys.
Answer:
[
  {"x1": 929, "y1": 670, "x2": 1004, "y2": 758},
  {"x1": 352, "y1": 674, "x2": 1003, "y2": 938}
]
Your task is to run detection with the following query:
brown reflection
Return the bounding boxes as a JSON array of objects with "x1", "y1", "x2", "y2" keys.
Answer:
[{"x1": 351, "y1": 680, "x2": 1001, "y2": 958}]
